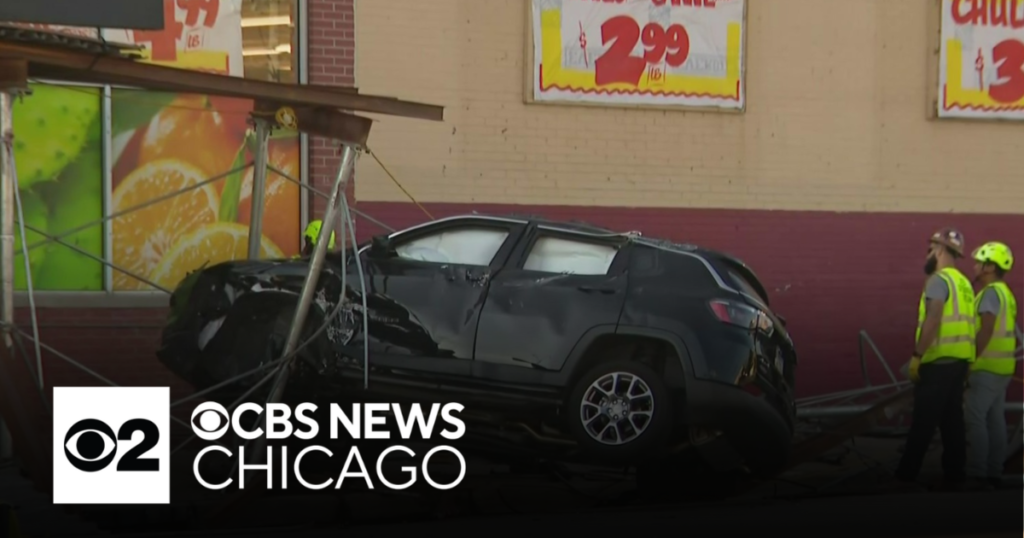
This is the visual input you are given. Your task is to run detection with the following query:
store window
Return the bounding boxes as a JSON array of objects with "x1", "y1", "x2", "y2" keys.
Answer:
[
  {"x1": 242, "y1": 0, "x2": 301, "y2": 83},
  {"x1": 12, "y1": 0, "x2": 305, "y2": 296}
]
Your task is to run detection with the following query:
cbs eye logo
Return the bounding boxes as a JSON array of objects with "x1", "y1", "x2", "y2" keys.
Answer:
[
  {"x1": 63, "y1": 418, "x2": 160, "y2": 472},
  {"x1": 191, "y1": 402, "x2": 231, "y2": 441}
]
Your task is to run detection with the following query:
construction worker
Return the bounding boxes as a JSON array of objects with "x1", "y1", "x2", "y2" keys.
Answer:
[
  {"x1": 892, "y1": 228, "x2": 976, "y2": 489},
  {"x1": 964, "y1": 242, "x2": 1017, "y2": 489},
  {"x1": 294, "y1": 219, "x2": 337, "y2": 259}
]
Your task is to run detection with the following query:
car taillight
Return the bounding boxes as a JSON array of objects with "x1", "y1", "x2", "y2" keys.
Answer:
[{"x1": 708, "y1": 299, "x2": 774, "y2": 337}]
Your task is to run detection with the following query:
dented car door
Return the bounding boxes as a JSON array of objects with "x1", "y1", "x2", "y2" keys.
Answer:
[
  {"x1": 353, "y1": 217, "x2": 528, "y2": 377},
  {"x1": 473, "y1": 226, "x2": 632, "y2": 377}
]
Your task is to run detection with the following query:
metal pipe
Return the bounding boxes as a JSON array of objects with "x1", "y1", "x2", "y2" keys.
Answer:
[
  {"x1": 249, "y1": 143, "x2": 358, "y2": 466},
  {"x1": 9, "y1": 146, "x2": 43, "y2": 390},
  {"x1": 1, "y1": 91, "x2": 13, "y2": 349},
  {"x1": 798, "y1": 402, "x2": 1024, "y2": 419},
  {"x1": 859, "y1": 330, "x2": 898, "y2": 385},
  {"x1": 247, "y1": 120, "x2": 271, "y2": 259},
  {"x1": 857, "y1": 333, "x2": 869, "y2": 387},
  {"x1": 273, "y1": 143, "x2": 356, "y2": 386},
  {"x1": 797, "y1": 405, "x2": 872, "y2": 419},
  {"x1": 796, "y1": 381, "x2": 909, "y2": 406}
]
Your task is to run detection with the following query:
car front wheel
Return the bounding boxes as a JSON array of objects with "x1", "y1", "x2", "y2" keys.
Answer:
[{"x1": 567, "y1": 360, "x2": 673, "y2": 463}]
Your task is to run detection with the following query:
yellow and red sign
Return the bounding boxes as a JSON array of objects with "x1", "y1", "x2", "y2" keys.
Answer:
[
  {"x1": 101, "y1": 0, "x2": 243, "y2": 77},
  {"x1": 938, "y1": 0, "x2": 1024, "y2": 120},
  {"x1": 529, "y1": 0, "x2": 746, "y2": 110}
]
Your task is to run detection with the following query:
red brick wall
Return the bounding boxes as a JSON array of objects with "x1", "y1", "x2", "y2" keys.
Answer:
[
  {"x1": 16, "y1": 0, "x2": 358, "y2": 402},
  {"x1": 307, "y1": 0, "x2": 356, "y2": 218}
]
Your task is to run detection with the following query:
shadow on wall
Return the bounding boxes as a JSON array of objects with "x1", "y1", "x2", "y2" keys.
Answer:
[{"x1": 355, "y1": 201, "x2": 1024, "y2": 399}]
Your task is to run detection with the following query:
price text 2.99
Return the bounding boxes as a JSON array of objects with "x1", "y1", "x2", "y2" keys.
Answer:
[{"x1": 595, "y1": 16, "x2": 691, "y2": 87}]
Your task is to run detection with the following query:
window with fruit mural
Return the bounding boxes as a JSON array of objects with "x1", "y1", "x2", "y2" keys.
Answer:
[{"x1": 11, "y1": 0, "x2": 303, "y2": 293}]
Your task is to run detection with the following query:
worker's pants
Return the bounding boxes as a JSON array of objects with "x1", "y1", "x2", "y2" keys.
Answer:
[
  {"x1": 895, "y1": 360, "x2": 969, "y2": 482},
  {"x1": 964, "y1": 370, "x2": 1012, "y2": 479}
]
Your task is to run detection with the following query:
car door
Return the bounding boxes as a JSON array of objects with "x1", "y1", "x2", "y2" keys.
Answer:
[
  {"x1": 473, "y1": 224, "x2": 632, "y2": 381},
  {"x1": 350, "y1": 216, "x2": 527, "y2": 378}
]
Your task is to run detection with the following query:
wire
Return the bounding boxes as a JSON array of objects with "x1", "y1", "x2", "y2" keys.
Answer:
[
  {"x1": 340, "y1": 190, "x2": 371, "y2": 389},
  {"x1": 30, "y1": 78, "x2": 437, "y2": 229},
  {"x1": 364, "y1": 147, "x2": 434, "y2": 220}
]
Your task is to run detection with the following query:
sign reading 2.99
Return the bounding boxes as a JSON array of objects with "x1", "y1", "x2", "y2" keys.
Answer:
[
  {"x1": 938, "y1": 0, "x2": 1024, "y2": 120},
  {"x1": 530, "y1": 0, "x2": 746, "y2": 110}
]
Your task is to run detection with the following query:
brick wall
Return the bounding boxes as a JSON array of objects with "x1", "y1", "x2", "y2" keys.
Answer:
[
  {"x1": 15, "y1": 0, "x2": 358, "y2": 399},
  {"x1": 348, "y1": 0, "x2": 1024, "y2": 398},
  {"x1": 355, "y1": 202, "x2": 1024, "y2": 399},
  {"x1": 308, "y1": 0, "x2": 357, "y2": 218},
  {"x1": 351, "y1": 0, "x2": 1024, "y2": 212}
]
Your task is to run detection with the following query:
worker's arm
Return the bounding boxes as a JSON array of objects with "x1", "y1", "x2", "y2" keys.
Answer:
[
  {"x1": 914, "y1": 276, "x2": 948, "y2": 357},
  {"x1": 975, "y1": 288, "x2": 1000, "y2": 357}
]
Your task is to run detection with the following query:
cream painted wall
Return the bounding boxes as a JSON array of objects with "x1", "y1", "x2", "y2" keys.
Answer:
[{"x1": 353, "y1": 0, "x2": 1023, "y2": 214}]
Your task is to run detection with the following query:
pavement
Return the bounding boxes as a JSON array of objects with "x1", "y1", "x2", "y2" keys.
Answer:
[{"x1": 2, "y1": 437, "x2": 1021, "y2": 537}]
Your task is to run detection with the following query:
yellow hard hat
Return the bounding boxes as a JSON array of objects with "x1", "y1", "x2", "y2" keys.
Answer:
[
  {"x1": 972, "y1": 241, "x2": 1013, "y2": 271},
  {"x1": 303, "y1": 219, "x2": 336, "y2": 249}
]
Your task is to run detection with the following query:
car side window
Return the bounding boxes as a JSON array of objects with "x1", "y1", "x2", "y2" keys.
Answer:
[
  {"x1": 394, "y1": 227, "x2": 510, "y2": 266},
  {"x1": 523, "y1": 235, "x2": 619, "y2": 275}
]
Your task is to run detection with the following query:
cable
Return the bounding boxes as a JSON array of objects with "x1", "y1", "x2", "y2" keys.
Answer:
[
  {"x1": 364, "y1": 147, "x2": 434, "y2": 220},
  {"x1": 340, "y1": 190, "x2": 371, "y2": 388}
]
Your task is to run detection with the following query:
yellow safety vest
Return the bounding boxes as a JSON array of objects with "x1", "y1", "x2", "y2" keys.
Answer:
[
  {"x1": 972, "y1": 281, "x2": 1018, "y2": 376},
  {"x1": 916, "y1": 267, "x2": 976, "y2": 363}
]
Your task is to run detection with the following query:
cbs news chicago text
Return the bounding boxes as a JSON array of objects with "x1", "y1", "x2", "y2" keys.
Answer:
[
  {"x1": 190, "y1": 401, "x2": 468, "y2": 491},
  {"x1": 53, "y1": 387, "x2": 469, "y2": 504}
]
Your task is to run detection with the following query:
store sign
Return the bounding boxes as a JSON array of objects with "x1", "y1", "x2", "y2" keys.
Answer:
[
  {"x1": 101, "y1": 0, "x2": 244, "y2": 77},
  {"x1": 937, "y1": 0, "x2": 1024, "y2": 120},
  {"x1": 529, "y1": 0, "x2": 746, "y2": 110}
]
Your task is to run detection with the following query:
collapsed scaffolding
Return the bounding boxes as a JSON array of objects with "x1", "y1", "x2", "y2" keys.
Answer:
[
  {"x1": 0, "y1": 23, "x2": 1021, "y2": 532},
  {"x1": 0, "y1": 24, "x2": 444, "y2": 520}
]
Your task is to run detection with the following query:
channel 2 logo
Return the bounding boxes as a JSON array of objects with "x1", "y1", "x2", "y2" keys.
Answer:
[{"x1": 52, "y1": 387, "x2": 170, "y2": 505}]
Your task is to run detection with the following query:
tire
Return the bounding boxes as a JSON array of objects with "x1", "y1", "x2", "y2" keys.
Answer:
[{"x1": 566, "y1": 360, "x2": 673, "y2": 463}]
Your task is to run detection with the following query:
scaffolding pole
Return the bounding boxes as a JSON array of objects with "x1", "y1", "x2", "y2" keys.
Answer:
[
  {"x1": 1, "y1": 90, "x2": 13, "y2": 350},
  {"x1": 246, "y1": 119, "x2": 271, "y2": 259},
  {"x1": 0, "y1": 90, "x2": 13, "y2": 461},
  {"x1": 247, "y1": 143, "x2": 358, "y2": 466}
]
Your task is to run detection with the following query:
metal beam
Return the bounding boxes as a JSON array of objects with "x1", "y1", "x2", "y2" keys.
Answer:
[
  {"x1": 786, "y1": 387, "x2": 914, "y2": 471},
  {"x1": 246, "y1": 120, "x2": 271, "y2": 260},
  {"x1": 253, "y1": 100, "x2": 373, "y2": 147},
  {"x1": 0, "y1": 41, "x2": 445, "y2": 121}
]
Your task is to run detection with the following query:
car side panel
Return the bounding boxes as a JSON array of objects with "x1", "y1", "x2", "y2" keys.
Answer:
[
  {"x1": 472, "y1": 227, "x2": 631, "y2": 374},
  {"x1": 620, "y1": 245, "x2": 756, "y2": 384},
  {"x1": 341, "y1": 218, "x2": 529, "y2": 377}
]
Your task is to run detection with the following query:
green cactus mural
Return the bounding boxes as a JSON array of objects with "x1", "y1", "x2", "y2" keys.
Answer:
[{"x1": 9, "y1": 83, "x2": 104, "y2": 291}]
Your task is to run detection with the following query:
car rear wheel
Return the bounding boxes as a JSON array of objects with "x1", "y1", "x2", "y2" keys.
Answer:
[{"x1": 567, "y1": 360, "x2": 673, "y2": 463}]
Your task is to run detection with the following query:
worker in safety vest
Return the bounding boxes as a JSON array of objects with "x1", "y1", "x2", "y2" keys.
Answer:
[
  {"x1": 964, "y1": 241, "x2": 1017, "y2": 488},
  {"x1": 292, "y1": 219, "x2": 337, "y2": 259},
  {"x1": 893, "y1": 228, "x2": 976, "y2": 489}
]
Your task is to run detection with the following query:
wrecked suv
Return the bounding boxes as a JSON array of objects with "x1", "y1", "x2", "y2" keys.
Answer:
[{"x1": 158, "y1": 214, "x2": 798, "y2": 475}]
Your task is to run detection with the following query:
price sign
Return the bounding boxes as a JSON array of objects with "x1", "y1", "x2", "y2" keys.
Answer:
[
  {"x1": 938, "y1": 0, "x2": 1024, "y2": 120},
  {"x1": 101, "y1": 0, "x2": 243, "y2": 77},
  {"x1": 529, "y1": 0, "x2": 746, "y2": 110}
]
